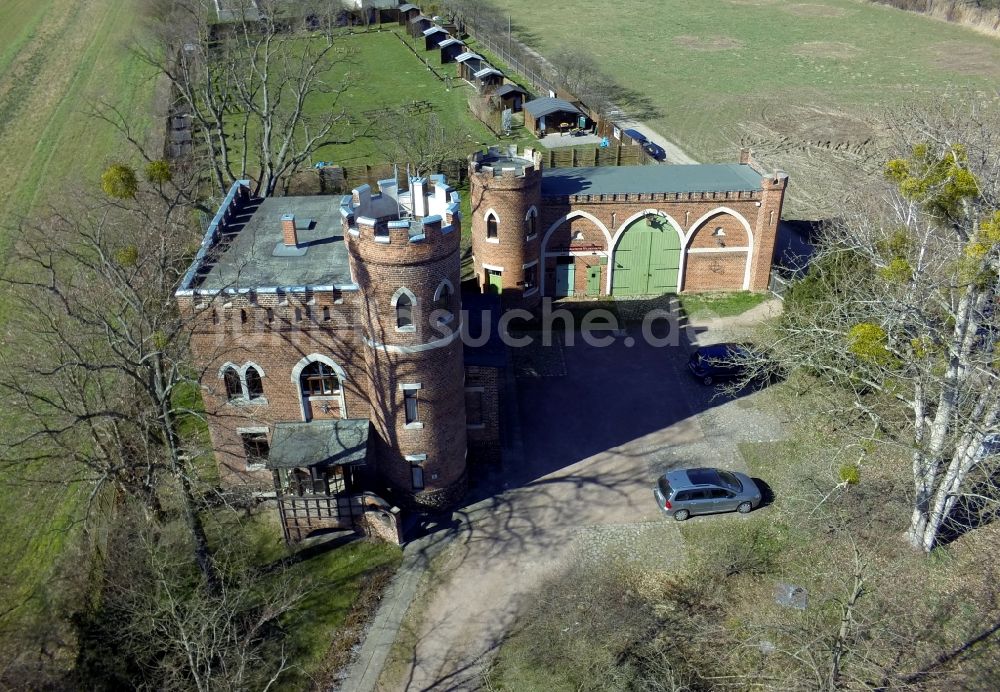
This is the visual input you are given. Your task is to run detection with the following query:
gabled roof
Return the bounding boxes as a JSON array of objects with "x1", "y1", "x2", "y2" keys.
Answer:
[
  {"x1": 423, "y1": 26, "x2": 447, "y2": 36},
  {"x1": 398, "y1": 3, "x2": 418, "y2": 11},
  {"x1": 523, "y1": 97, "x2": 581, "y2": 118},
  {"x1": 474, "y1": 66, "x2": 503, "y2": 79},
  {"x1": 438, "y1": 38, "x2": 463, "y2": 49},
  {"x1": 408, "y1": 14, "x2": 430, "y2": 24},
  {"x1": 455, "y1": 51, "x2": 482, "y2": 63},
  {"x1": 495, "y1": 83, "x2": 527, "y2": 97}
]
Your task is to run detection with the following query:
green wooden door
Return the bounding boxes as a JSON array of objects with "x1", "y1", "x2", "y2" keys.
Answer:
[
  {"x1": 612, "y1": 217, "x2": 680, "y2": 295},
  {"x1": 554, "y1": 260, "x2": 575, "y2": 296},
  {"x1": 648, "y1": 230, "x2": 681, "y2": 293},
  {"x1": 486, "y1": 269, "x2": 503, "y2": 295},
  {"x1": 586, "y1": 264, "x2": 602, "y2": 296}
]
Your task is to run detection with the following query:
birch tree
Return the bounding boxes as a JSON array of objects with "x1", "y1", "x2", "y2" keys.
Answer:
[{"x1": 774, "y1": 102, "x2": 1000, "y2": 552}]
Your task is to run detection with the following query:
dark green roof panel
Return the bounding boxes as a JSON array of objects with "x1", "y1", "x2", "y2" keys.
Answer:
[{"x1": 541, "y1": 164, "x2": 764, "y2": 197}]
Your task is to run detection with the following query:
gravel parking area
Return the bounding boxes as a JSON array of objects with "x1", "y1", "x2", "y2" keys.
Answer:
[{"x1": 367, "y1": 308, "x2": 787, "y2": 691}]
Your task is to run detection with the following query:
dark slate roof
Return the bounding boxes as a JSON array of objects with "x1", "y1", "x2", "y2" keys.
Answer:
[
  {"x1": 462, "y1": 293, "x2": 506, "y2": 368},
  {"x1": 495, "y1": 83, "x2": 527, "y2": 97},
  {"x1": 267, "y1": 420, "x2": 370, "y2": 470},
  {"x1": 524, "y1": 97, "x2": 581, "y2": 118},
  {"x1": 198, "y1": 196, "x2": 353, "y2": 290},
  {"x1": 541, "y1": 164, "x2": 765, "y2": 197}
]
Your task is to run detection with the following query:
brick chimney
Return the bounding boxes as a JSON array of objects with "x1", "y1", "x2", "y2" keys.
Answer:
[{"x1": 281, "y1": 213, "x2": 297, "y2": 247}]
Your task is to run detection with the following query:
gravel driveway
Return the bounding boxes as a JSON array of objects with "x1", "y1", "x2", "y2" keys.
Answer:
[{"x1": 364, "y1": 309, "x2": 786, "y2": 691}]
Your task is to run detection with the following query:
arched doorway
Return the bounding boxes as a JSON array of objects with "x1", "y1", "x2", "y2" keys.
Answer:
[{"x1": 611, "y1": 215, "x2": 681, "y2": 295}]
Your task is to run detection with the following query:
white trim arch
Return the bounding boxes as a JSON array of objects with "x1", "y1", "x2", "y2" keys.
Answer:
[
  {"x1": 241, "y1": 362, "x2": 265, "y2": 379},
  {"x1": 291, "y1": 354, "x2": 348, "y2": 421},
  {"x1": 432, "y1": 279, "x2": 454, "y2": 303},
  {"x1": 684, "y1": 207, "x2": 755, "y2": 291},
  {"x1": 540, "y1": 211, "x2": 613, "y2": 297},
  {"x1": 608, "y1": 209, "x2": 685, "y2": 295},
  {"x1": 217, "y1": 361, "x2": 240, "y2": 380},
  {"x1": 432, "y1": 278, "x2": 456, "y2": 325},
  {"x1": 290, "y1": 354, "x2": 347, "y2": 384}
]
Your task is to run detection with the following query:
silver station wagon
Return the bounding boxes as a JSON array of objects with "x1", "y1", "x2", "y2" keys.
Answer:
[{"x1": 654, "y1": 467, "x2": 763, "y2": 521}]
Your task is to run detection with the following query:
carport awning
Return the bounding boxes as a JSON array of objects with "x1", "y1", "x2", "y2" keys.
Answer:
[
  {"x1": 524, "y1": 97, "x2": 582, "y2": 119},
  {"x1": 266, "y1": 420, "x2": 370, "y2": 470}
]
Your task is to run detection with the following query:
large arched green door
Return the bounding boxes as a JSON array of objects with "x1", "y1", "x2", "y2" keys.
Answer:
[{"x1": 611, "y1": 216, "x2": 681, "y2": 295}]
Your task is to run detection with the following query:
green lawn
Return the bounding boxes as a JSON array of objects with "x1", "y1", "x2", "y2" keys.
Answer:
[
  {"x1": 286, "y1": 28, "x2": 499, "y2": 167},
  {"x1": 0, "y1": 0, "x2": 157, "y2": 653},
  {"x1": 497, "y1": 0, "x2": 1000, "y2": 217},
  {"x1": 678, "y1": 290, "x2": 768, "y2": 318}
]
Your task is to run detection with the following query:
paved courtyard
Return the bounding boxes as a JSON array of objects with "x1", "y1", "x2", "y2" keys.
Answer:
[{"x1": 345, "y1": 304, "x2": 787, "y2": 691}]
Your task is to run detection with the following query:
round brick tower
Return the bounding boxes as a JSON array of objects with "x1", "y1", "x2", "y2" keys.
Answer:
[
  {"x1": 343, "y1": 175, "x2": 467, "y2": 510},
  {"x1": 470, "y1": 146, "x2": 544, "y2": 310}
]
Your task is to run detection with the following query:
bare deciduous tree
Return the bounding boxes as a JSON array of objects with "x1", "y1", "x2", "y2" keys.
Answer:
[
  {"x1": 0, "y1": 178, "x2": 222, "y2": 590},
  {"x1": 766, "y1": 99, "x2": 1000, "y2": 552},
  {"x1": 137, "y1": 0, "x2": 354, "y2": 198}
]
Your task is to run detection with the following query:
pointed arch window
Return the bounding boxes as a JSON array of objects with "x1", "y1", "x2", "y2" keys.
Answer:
[
  {"x1": 245, "y1": 366, "x2": 264, "y2": 400},
  {"x1": 391, "y1": 288, "x2": 418, "y2": 332},
  {"x1": 396, "y1": 293, "x2": 413, "y2": 328},
  {"x1": 223, "y1": 367, "x2": 242, "y2": 401},
  {"x1": 524, "y1": 207, "x2": 538, "y2": 240},
  {"x1": 433, "y1": 280, "x2": 454, "y2": 324},
  {"x1": 486, "y1": 212, "x2": 498, "y2": 240}
]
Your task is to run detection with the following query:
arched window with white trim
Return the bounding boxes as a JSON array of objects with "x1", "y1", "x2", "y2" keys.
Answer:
[
  {"x1": 433, "y1": 280, "x2": 454, "y2": 323},
  {"x1": 486, "y1": 211, "x2": 499, "y2": 240},
  {"x1": 391, "y1": 288, "x2": 418, "y2": 332},
  {"x1": 524, "y1": 207, "x2": 538, "y2": 240},
  {"x1": 222, "y1": 366, "x2": 242, "y2": 401},
  {"x1": 245, "y1": 365, "x2": 265, "y2": 400},
  {"x1": 299, "y1": 361, "x2": 341, "y2": 397}
]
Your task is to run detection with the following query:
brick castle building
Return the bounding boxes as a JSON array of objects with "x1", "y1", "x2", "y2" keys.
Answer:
[{"x1": 176, "y1": 151, "x2": 786, "y2": 541}]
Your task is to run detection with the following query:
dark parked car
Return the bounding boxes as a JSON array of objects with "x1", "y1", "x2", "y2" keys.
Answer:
[
  {"x1": 622, "y1": 128, "x2": 647, "y2": 145},
  {"x1": 687, "y1": 342, "x2": 758, "y2": 385},
  {"x1": 643, "y1": 141, "x2": 667, "y2": 161},
  {"x1": 654, "y1": 467, "x2": 763, "y2": 521}
]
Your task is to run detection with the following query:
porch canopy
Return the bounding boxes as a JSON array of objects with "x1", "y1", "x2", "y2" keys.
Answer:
[
  {"x1": 524, "y1": 97, "x2": 581, "y2": 120},
  {"x1": 266, "y1": 419, "x2": 370, "y2": 471}
]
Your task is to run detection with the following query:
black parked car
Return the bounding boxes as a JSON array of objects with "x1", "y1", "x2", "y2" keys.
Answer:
[
  {"x1": 643, "y1": 141, "x2": 667, "y2": 161},
  {"x1": 688, "y1": 342, "x2": 761, "y2": 385}
]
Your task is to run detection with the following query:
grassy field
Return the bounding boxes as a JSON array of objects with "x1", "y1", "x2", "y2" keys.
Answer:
[
  {"x1": 497, "y1": 0, "x2": 1000, "y2": 218},
  {"x1": 0, "y1": 0, "x2": 158, "y2": 653}
]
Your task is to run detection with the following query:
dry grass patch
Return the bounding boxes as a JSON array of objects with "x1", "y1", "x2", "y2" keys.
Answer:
[
  {"x1": 673, "y1": 35, "x2": 746, "y2": 51},
  {"x1": 791, "y1": 40, "x2": 862, "y2": 60}
]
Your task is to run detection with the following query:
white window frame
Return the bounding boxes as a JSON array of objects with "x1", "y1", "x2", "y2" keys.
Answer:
[
  {"x1": 391, "y1": 287, "x2": 418, "y2": 333},
  {"x1": 484, "y1": 209, "x2": 500, "y2": 244},
  {"x1": 400, "y1": 383, "x2": 424, "y2": 430}
]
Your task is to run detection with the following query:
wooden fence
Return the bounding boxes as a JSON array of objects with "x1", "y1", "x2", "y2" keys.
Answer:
[{"x1": 319, "y1": 144, "x2": 648, "y2": 192}]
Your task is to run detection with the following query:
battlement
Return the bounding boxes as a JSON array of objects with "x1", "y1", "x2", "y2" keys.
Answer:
[
  {"x1": 341, "y1": 176, "x2": 460, "y2": 244},
  {"x1": 470, "y1": 145, "x2": 544, "y2": 178}
]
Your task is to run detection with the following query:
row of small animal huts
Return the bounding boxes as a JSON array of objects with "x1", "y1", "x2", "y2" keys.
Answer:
[{"x1": 396, "y1": 4, "x2": 598, "y2": 137}]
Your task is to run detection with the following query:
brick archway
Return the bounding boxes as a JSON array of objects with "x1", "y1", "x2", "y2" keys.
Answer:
[{"x1": 610, "y1": 212, "x2": 683, "y2": 296}]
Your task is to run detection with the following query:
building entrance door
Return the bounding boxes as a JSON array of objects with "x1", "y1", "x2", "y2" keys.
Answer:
[{"x1": 611, "y1": 216, "x2": 680, "y2": 295}]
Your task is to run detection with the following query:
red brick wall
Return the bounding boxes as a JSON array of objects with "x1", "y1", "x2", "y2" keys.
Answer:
[
  {"x1": 464, "y1": 365, "x2": 501, "y2": 465},
  {"x1": 469, "y1": 158, "x2": 543, "y2": 308},
  {"x1": 683, "y1": 253, "x2": 748, "y2": 292}
]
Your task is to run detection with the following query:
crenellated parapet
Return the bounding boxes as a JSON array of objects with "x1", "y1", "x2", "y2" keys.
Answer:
[{"x1": 342, "y1": 176, "x2": 461, "y2": 265}]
